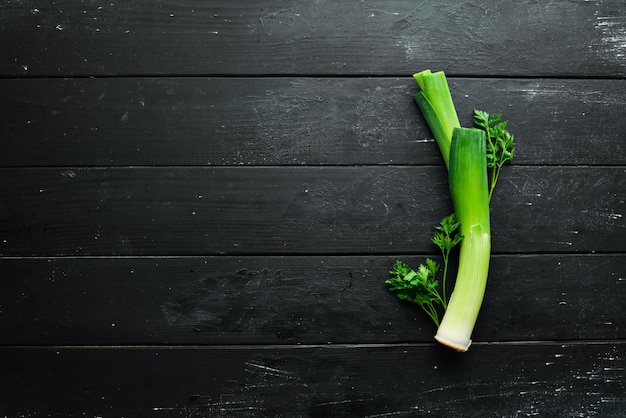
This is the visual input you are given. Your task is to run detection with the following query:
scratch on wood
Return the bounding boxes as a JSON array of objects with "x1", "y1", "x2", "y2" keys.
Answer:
[
  {"x1": 245, "y1": 361, "x2": 294, "y2": 378},
  {"x1": 594, "y1": 10, "x2": 626, "y2": 63},
  {"x1": 363, "y1": 410, "x2": 418, "y2": 418},
  {"x1": 316, "y1": 397, "x2": 373, "y2": 407}
]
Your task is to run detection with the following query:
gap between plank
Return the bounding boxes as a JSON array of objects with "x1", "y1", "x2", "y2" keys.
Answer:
[
  {"x1": 1, "y1": 73, "x2": 626, "y2": 81},
  {"x1": 2, "y1": 340, "x2": 626, "y2": 350}
]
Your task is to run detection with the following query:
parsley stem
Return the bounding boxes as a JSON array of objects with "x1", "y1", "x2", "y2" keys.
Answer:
[{"x1": 441, "y1": 251, "x2": 449, "y2": 308}]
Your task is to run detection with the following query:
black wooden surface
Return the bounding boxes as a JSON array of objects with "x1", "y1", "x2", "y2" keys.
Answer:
[{"x1": 1, "y1": 1, "x2": 625, "y2": 417}]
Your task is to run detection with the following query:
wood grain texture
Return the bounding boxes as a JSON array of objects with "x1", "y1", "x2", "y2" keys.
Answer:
[
  {"x1": 2, "y1": 0, "x2": 626, "y2": 416},
  {"x1": 1, "y1": 344, "x2": 624, "y2": 417},
  {"x1": 1, "y1": 0, "x2": 625, "y2": 77},
  {"x1": 0, "y1": 255, "x2": 623, "y2": 345},
  {"x1": 2, "y1": 77, "x2": 626, "y2": 167},
  {"x1": 0, "y1": 166, "x2": 624, "y2": 256}
]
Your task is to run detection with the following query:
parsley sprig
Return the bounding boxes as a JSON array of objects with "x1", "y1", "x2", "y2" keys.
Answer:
[
  {"x1": 386, "y1": 215, "x2": 463, "y2": 326},
  {"x1": 386, "y1": 259, "x2": 443, "y2": 326},
  {"x1": 431, "y1": 213, "x2": 463, "y2": 307},
  {"x1": 473, "y1": 109, "x2": 516, "y2": 202}
]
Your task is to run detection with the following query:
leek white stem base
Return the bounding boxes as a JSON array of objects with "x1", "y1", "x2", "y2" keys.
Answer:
[{"x1": 434, "y1": 332, "x2": 471, "y2": 352}]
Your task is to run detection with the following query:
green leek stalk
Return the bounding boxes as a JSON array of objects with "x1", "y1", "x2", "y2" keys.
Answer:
[
  {"x1": 412, "y1": 70, "x2": 460, "y2": 168},
  {"x1": 435, "y1": 127, "x2": 491, "y2": 352}
]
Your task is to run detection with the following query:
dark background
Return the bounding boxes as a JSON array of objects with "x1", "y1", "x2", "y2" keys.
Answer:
[{"x1": 1, "y1": 1, "x2": 625, "y2": 416}]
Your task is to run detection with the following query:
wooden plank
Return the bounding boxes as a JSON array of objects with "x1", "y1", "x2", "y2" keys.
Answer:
[
  {"x1": 0, "y1": 166, "x2": 624, "y2": 256},
  {"x1": 2, "y1": 1, "x2": 625, "y2": 77},
  {"x1": 0, "y1": 166, "x2": 448, "y2": 256},
  {"x1": 2, "y1": 77, "x2": 626, "y2": 167},
  {"x1": 1, "y1": 343, "x2": 624, "y2": 417},
  {"x1": 0, "y1": 77, "x2": 431, "y2": 167},
  {"x1": 0, "y1": 254, "x2": 623, "y2": 345}
]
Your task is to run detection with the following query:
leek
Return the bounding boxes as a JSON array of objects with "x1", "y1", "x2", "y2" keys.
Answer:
[
  {"x1": 386, "y1": 69, "x2": 515, "y2": 352},
  {"x1": 413, "y1": 70, "x2": 491, "y2": 350}
]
